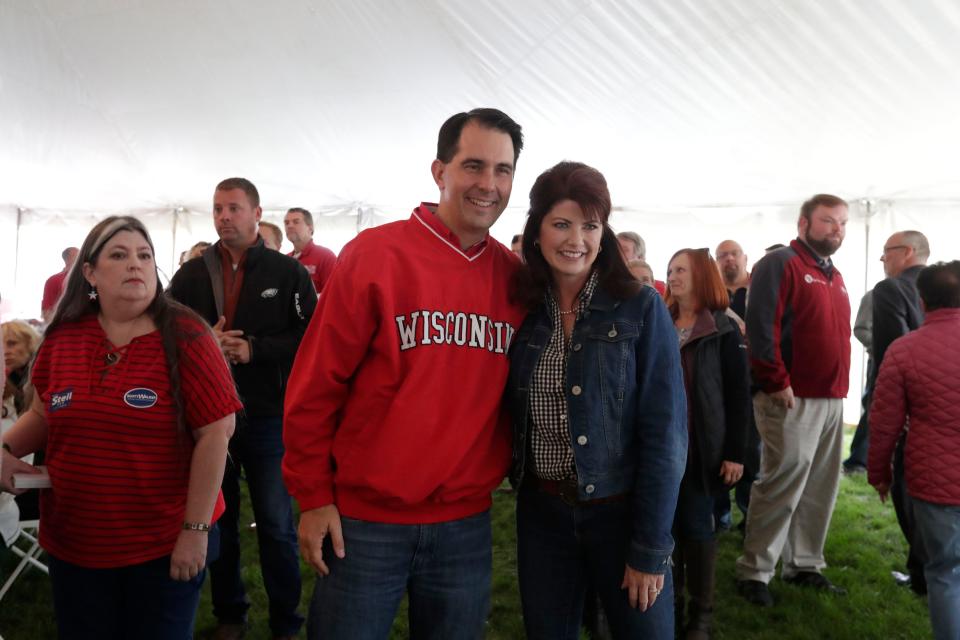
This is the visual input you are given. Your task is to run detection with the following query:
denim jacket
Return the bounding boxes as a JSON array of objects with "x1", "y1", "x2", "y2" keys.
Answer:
[{"x1": 507, "y1": 284, "x2": 688, "y2": 573}]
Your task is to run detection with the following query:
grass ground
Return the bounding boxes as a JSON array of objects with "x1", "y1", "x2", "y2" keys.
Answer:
[{"x1": 0, "y1": 426, "x2": 933, "y2": 639}]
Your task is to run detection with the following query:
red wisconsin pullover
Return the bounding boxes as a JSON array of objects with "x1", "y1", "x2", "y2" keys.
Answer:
[{"x1": 282, "y1": 204, "x2": 524, "y2": 524}]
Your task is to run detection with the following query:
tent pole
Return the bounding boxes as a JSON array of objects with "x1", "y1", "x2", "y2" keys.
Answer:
[
  {"x1": 862, "y1": 199, "x2": 873, "y2": 294},
  {"x1": 13, "y1": 207, "x2": 23, "y2": 292},
  {"x1": 860, "y1": 199, "x2": 875, "y2": 395},
  {"x1": 172, "y1": 207, "x2": 181, "y2": 274}
]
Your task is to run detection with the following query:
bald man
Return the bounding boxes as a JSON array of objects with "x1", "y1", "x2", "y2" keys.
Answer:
[
  {"x1": 712, "y1": 240, "x2": 759, "y2": 533},
  {"x1": 871, "y1": 229, "x2": 930, "y2": 595},
  {"x1": 716, "y1": 240, "x2": 750, "y2": 318}
]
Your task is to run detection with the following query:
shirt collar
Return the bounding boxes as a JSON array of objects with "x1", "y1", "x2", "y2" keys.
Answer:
[
  {"x1": 293, "y1": 240, "x2": 316, "y2": 258},
  {"x1": 794, "y1": 238, "x2": 834, "y2": 274},
  {"x1": 413, "y1": 203, "x2": 489, "y2": 259}
]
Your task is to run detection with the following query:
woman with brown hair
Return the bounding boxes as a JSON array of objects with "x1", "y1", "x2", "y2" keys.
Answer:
[
  {"x1": 507, "y1": 161, "x2": 687, "y2": 639},
  {"x1": 0, "y1": 216, "x2": 241, "y2": 639},
  {"x1": 665, "y1": 248, "x2": 751, "y2": 639}
]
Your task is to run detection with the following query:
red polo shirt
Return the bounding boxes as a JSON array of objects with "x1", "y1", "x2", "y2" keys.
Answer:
[
  {"x1": 289, "y1": 240, "x2": 338, "y2": 294},
  {"x1": 41, "y1": 270, "x2": 69, "y2": 316},
  {"x1": 30, "y1": 314, "x2": 242, "y2": 568}
]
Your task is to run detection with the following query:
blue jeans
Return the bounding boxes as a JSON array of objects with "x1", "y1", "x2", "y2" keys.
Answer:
[
  {"x1": 913, "y1": 498, "x2": 960, "y2": 640},
  {"x1": 49, "y1": 554, "x2": 204, "y2": 640},
  {"x1": 209, "y1": 415, "x2": 303, "y2": 636},
  {"x1": 307, "y1": 511, "x2": 492, "y2": 640},
  {"x1": 516, "y1": 487, "x2": 674, "y2": 640}
]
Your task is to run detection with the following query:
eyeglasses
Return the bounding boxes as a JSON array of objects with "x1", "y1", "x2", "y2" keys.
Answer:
[{"x1": 882, "y1": 245, "x2": 909, "y2": 256}]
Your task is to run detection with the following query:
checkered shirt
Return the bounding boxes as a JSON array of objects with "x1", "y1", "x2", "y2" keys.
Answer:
[{"x1": 528, "y1": 271, "x2": 599, "y2": 480}]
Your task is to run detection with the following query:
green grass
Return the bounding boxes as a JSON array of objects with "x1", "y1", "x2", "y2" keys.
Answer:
[{"x1": 0, "y1": 427, "x2": 934, "y2": 639}]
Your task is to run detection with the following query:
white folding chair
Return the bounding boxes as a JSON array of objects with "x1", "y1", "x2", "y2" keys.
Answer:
[{"x1": 0, "y1": 519, "x2": 48, "y2": 603}]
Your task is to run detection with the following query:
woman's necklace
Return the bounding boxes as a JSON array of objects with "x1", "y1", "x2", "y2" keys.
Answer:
[{"x1": 558, "y1": 294, "x2": 580, "y2": 316}]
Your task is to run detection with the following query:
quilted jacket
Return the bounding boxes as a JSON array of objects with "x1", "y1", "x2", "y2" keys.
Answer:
[{"x1": 868, "y1": 308, "x2": 960, "y2": 505}]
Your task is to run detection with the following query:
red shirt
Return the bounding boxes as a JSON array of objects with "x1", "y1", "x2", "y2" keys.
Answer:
[
  {"x1": 218, "y1": 243, "x2": 248, "y2": 330},
  {"x1": 30, "y1": 314, "x2": 242, "y2": 568},
  {"x1": 283, "y1": 203, "x2": 524, "y2": 523},
  {"x1": 41, "y1": 270, "x2": 68, "y2": 316},
  {"x1": 289, "y1": 240, "x2": 338, "y2": 294}
]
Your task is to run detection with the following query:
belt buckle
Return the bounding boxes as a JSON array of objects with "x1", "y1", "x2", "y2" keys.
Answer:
[{"x1": 558, "y1": 478, "x2": 580, "y2": 506}]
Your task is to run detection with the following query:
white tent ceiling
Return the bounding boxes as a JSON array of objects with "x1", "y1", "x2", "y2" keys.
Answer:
[
  {"x1": 3, "y1": 0, "x2": 960, "y2": 215},
  {"x1": 3, "y1": 1, "x2": 960, "y2": 422}
]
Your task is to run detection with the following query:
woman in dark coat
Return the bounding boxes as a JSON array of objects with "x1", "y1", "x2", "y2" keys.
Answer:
[{"x1": 665, "y1": 248, "x2": 752, "y2": 639}]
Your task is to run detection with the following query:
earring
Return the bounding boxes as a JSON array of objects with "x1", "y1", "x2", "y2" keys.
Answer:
[
  {"x1": 88, "y1": 285, "x2": 98, "y2": 301},
  {"x1": 533, "y1": 239, "x2": 540, "y2": 246}
]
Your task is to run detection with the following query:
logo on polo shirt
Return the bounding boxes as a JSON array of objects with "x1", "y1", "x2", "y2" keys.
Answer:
[
  {"x1": 804, "y1": 274, "x2": 827, "y2": 285},
  {"x1": 261, "y1": 288, "x2": 279, "y2": 298},
  {"x1": 124, "y1": 388, "x2": 158, "y2": 409},
  {"x1": 49, "y1": 388, "x2": 73, "y2": 413}
]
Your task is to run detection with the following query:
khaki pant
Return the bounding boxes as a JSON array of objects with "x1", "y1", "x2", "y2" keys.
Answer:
[{"x1": 735, "y1": 393, "x2": 844, "y2": 583}]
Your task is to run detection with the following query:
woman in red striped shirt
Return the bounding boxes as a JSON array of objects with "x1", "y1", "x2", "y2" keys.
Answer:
[{"x1": 1, "y1": 216, "x2": 242, "y2": 639}]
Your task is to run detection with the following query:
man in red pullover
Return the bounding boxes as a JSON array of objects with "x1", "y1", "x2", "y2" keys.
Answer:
[
  {"x1": 736, "y1": 194, "x2": 852, "y2": 606},
  {"x1": 283, "y1": 108, "x2": 525, "y2": 639}
]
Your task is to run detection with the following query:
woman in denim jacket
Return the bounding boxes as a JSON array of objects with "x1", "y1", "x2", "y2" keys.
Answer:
[
  {"x1": 507, "y1": 161, "x2": 688, "y2": 640},
  {"x1": 665, "y1": 249, "x2": 751, "y2": 639}
]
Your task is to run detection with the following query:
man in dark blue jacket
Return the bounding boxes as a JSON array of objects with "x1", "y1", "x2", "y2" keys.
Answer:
[{"x1": 872, "y1": 229, "x2": 929, "y2": 594}]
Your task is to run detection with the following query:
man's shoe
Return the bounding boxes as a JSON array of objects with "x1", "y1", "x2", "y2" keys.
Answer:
[
  {"x1": 892, "y1": 570, "x2": 912, "y2": 587},
  {"x1": 737, "y1": 579, "x2": 774, "y2": 607},
  {"x1": 211, "y1": 623, "x2": 247, "y2": 640},
  {"x1": 782, "y1": 571, "x2": 847, "y2": 594},
  {"x1": 842, "y1": 463, "x2": 866, "y2": 475}
]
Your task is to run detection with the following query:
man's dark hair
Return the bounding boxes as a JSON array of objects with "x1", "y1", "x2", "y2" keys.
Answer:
[
  {"x1": 800, "y1": 194, "x2": 847, "y2": 221},
  {"x1": 436, "y1": 108, "x2": 523, "y2": 165},
  {"x1": 216, "y1": 177, "x2": 260, "y2": 209},
  {"x1": 286, "y1": 207, "x2": 314, "y2": 230},
  {"x1": 917, "y1": 261, "x2": 960, "y2": 311}
]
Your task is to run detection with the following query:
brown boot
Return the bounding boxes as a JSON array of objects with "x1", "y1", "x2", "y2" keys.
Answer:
[
  {"x1": 672, "y1": 543, "x2": 686, "y2": 636},
  {"x1": 683, "y1": 539, "x2": 717, "y2": 640}
]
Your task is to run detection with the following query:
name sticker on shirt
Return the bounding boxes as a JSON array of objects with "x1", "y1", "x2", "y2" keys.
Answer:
[
  {"x1": 49, "y1": 388, "x2": 74, "y2": 413},
  {"x1": 124, "y1": 388, "x2": 158, "y2": 409}
]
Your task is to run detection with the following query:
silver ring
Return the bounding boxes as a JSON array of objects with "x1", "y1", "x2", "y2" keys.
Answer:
[{"x1": 649, "y1": 588, "x2": 661, "y2": 595}]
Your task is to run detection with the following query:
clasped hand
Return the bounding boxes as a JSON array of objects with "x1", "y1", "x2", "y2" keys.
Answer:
[{"x1": 212, "y1": 316, "x2": 250, "y2": 365}]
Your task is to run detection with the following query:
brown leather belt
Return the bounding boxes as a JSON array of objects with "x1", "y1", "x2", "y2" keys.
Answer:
[{"x1": 526, "y1": 476, "x2": 629, "y2": 507}]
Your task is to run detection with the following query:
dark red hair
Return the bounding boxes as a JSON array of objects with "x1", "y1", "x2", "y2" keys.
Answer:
[{"x1": 665, "y1": 248, "x2": 729, "y2": 319}]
